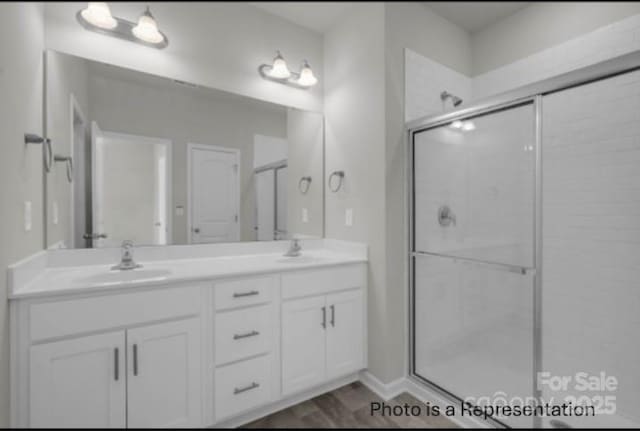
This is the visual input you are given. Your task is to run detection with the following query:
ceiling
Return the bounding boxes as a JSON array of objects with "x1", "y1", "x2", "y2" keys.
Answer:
[
  {"x1": 425, "y1": 2, "x2": 530, "y2": 33},
  {"x1": 249, "y1": 2, "x2": 357, "y2": 33}
]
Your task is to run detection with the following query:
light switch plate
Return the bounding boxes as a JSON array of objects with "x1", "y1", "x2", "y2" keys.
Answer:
[
  {"x1": 302, "y1": 208, "x2": 309, "y2": 223},
  {"x1": 345, "y1": 208, "x2": 353, "y2": 227},
  {"x1": 175, "y1": 206, "x2": 184, "y2": 216},
  {"x1": 24, "y1": 201, "x2": 32, "y2": 231}
]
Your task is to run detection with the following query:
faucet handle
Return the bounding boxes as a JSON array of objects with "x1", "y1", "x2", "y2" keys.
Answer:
[{"x1": 122, "y1": 240, "x2": 134, "y2": 249}]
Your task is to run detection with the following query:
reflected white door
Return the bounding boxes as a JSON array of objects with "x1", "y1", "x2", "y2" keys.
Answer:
[
  {"x1": 92, "y1": 122, "x2": 171, "y2": 248},
  {"x1": 189, "y1": 145, "x2": 239, "y2": 243}
]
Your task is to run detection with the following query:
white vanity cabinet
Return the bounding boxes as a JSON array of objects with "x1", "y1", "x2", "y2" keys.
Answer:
[
  {"x1": 13, "y1": 283, "x2": 205, "y2": 428},
  {"x1": 12, "y1": 261, "x2": 367, "y2": 428},
  {"x1": 30, "y1": 318, "x2": 201, "y2": 428},
  {"x1": 30, "y1": 331, "x2": 127, "y2": 428},
  {"x1": 281, "y1": 265, "x2": 366, "y2": 396}
]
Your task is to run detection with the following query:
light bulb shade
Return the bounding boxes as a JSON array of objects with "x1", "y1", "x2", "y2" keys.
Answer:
[
  {"x1": 81, "y1": 2, "x2": 117, "y2": 30},
  {"x1": 266, "y1": 52, "x2": 291, "y2": 79},
  {"x1": 296, "y1": 61, "x2": 317, "y2": 87},
  {"x1": 132, "y1": 7, "x2": 164, "y2": 44}
]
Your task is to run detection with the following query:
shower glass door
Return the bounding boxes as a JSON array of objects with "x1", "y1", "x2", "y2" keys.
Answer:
[{"x1": 411, "y1": 102, "x2": 537, "y2": 427}]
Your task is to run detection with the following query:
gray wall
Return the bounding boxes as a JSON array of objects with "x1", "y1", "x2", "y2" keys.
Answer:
[
  {"x1": 472, "y1": 2, "x2": 640, "y2": 75},
  {"x1": 324, "y1": 4, "x2": 391, "y2": 382},
  {"x1": 0, "y1": 3, "x2": 44, "y2": 426},
  {"x1": 86, "y1": 64, "x2": 287, "y2": 244},
  {"x1": 383, "y1": 1, "x2": 474, "y2": 384}
]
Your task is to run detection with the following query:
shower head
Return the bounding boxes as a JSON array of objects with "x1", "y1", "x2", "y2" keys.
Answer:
[{"x1": 441, "y1": 91, "x2": 463, "y2": 107}]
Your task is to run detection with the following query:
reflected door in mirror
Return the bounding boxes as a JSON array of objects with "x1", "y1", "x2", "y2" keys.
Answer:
[
  {"x1": 92, "y1": 122, "x2": 171, "y2": 247},
  {"x1": 189, "y1": 145, "x2": 240, "y2": 244}
]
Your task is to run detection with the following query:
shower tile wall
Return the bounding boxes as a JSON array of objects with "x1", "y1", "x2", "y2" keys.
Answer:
[{"x1": 541, "y1": 70, "x2": 640, "y2": 428}]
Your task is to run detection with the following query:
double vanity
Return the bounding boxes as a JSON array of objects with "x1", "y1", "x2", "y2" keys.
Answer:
[{"x1": 9, "y1": 240, "x2": 367, "y2": 428}]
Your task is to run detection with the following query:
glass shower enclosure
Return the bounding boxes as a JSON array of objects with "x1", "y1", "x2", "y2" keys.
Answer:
[{"x1": 408, "y1": 53, "x2": 640, "y2": 428}]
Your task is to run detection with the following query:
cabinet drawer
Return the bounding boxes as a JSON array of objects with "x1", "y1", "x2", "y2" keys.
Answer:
[
  {"x1": 281, "y1": 264, "x2": 366, "y2": 300},
  {"x1": 214, "y1": 276, "x2": 274, "y2": 311},
  {"x1": 215, "y1": 355, "x2": 272, "y2": 421},
  {"x1": 30, "y1": 286, "x2": 202, "y2": 342},
  {"x1": 215, "y1": 305, "x2": 272, "y2": 365}
]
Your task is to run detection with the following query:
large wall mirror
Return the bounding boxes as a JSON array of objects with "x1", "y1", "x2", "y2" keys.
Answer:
[{"x1": 44, "y1": 50, "x2": 324, "y2": 249}]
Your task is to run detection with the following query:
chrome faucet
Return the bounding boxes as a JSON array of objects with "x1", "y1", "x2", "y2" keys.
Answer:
[
  {"x1": 112, "y1": 240, "x2": 142, "y2": 270},
  {"x1": 283, "y1": 238, "x2": 302, "y2": 257}
]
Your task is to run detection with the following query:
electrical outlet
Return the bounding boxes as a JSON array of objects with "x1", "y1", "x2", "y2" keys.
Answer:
[
  {"x1": 345, "y1": 208, "x2": 353, "y2": 227},
  {"x1": 24, "y1": 201, "x2": 32, "y2": 231},
  {"x1": 302, "y1": 208, "x2": 309, "y2": 223}
]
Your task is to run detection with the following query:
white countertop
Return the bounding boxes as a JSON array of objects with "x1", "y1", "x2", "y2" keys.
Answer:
[{"x1": 9, "y1": 243, "x2": 367, "y2": 300}]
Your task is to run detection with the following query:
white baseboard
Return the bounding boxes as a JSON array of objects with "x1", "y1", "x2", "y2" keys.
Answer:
[{"x1": 358, "y1": 370, "x2": 407, "y2": 401}]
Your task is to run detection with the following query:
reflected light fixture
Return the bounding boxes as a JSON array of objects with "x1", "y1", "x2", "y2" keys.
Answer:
[
  {"x1": 450, "y1": 120, "x2": 475, "y2": 132},
  {"x1": 77, "y1": 2, "x2": 168, "y2": 49},
  {"x1": 259, "y1": 51, "x2": 318, "y2": 89},
  {"x1": 462, "y1": 121, "x2": 476, "y2": 131}
]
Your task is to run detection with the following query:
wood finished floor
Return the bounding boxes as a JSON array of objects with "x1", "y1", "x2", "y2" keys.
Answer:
[{"x1": 243, "y1": 382, "x2": 459, "y2": 428}]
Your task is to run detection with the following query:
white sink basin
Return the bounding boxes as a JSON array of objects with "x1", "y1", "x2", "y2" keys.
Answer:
[{"x1": 75, "y1": 268, "x2": 172, "y2": 287}]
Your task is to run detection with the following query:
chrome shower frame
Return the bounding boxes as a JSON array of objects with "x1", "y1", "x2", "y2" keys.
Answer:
[{"x1": 406, "y1": 50, "x2": 640, "y2": 428}]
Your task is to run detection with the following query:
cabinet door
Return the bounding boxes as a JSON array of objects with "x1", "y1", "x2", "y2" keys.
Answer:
[
  {"x1": 127, "y1": 318, "x2": 202, "y2": 428},
  {"x1": 326, "y1": 289, "x2": 365, "y2": 379},
  {"x1": 281, "y1": 295, "x2": 327, "y2": 395},
  {"x1": 30, "y1": 331, "x2": 126, "y2": 428}
]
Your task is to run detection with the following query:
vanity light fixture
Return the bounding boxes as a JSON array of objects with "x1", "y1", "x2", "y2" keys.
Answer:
[
  {"x1": 296, "y1": 60, "x2": 318, "y2": 87},
  {"x1": 259, "y1": 51, "x2": 318, "y2": 89},
  {"x1": 80, "y1": 2, "x2": 117, "y2": 29},
  {"x1": 77, "y1": 3, "x2": 169, "y2": 49},
  {"x1": 132, "y1": 6, "x2": 164, "y2": 44}
]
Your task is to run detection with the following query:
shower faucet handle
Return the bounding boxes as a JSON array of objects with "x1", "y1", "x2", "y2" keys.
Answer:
[{"x1": 438, "y1": 205, "x2": 456, "y2": 227}]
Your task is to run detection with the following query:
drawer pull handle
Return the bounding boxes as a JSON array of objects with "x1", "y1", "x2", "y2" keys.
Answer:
[
  {"x1": 233, "y1": 330, "x2": 260, "y2": 340},
  {"x1": 233, "y1": 290, "x2": 259, "y2": 298},
  {"x1": 321, "y1": 306, "x2": 326, "y2": 329},
  {"x1": 234, "y1": 382, "x2": 260, "y2": 395}
]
